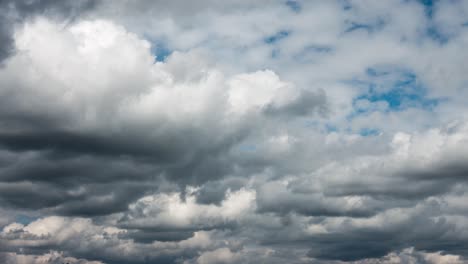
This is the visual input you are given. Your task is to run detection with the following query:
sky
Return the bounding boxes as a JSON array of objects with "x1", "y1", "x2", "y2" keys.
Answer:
[{"x1": 0, "y1": 0, "x2": 468, "y2": 263}]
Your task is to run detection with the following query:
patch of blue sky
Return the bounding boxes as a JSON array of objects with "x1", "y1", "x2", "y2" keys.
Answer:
[
  {"x1": 264, "y1": 30, "x2": 291, "y2": 44},
  {"x1": 370, "y1": 74, "x2": 437, "y2": 110},
  {"x1": 301, "y1": 45, "x2": 333, "y2": 54},
  {"x1": 325, "y1": 123, "x2": 338, "y2": 133},
  {"x1": 271, "y1": 48, "x2": 281, "y2": 59},
  {"x1": 345, "y1": 22, "x2": 373, "y2": 33},
  {"x1": 359, "y1": 128, "x2": 380, "y2": 136},
  {"x1": 366, "y1": 67, "x2": 390, "y2": 77},
  {"x1": 426, "y1": 25, "x2": 450, "y2": 44},
  {"x1": 15, "y1": 214, "x2": 37, "y2": 225},
  {"x1": 344, "y1": 19, "x2": 386, "y2": 34},
  {"x1": 417, "y1": 0, "x2": 451, "y2": 44},
  {"x1": 285, "y1": 0, "x2": 301, "y2": 13},
  {"x1": 349, "y1": 67, "x2": 440, "y2": 115},
  {"x1": 150, "y1": 41, "x2": 172, "y2": 62},
  {"x1": 293, "y1": 44, "x2": 333, "y2": 63},
  {"x1": 340, "y1": 0, "x2": 352, "y2": 10},
  {"x1": 304, "y1": 120, "x2": 340, "y2": 134},
  {"x1": 419, "y1": 0, "x2": 434, "y2": 17}
]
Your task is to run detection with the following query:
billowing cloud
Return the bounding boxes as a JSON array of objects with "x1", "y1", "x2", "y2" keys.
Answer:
[
  {"x1": 1, "y1": 1, "x2": 468, "y2": 263},
  {"x1": 0, "y1": 0, "x2": 98, "y2": 64}
]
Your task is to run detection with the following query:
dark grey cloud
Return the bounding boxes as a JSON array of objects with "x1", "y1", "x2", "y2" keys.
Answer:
[
  {"x1": 0, "y1": 130, "x2": 179, "y2": 159},
  {"x1": 194, "y1": 178, "x2": 245, "y2": 205},
  {"x1": 0, "y1": 125, "x2": 250, "y2": 215},
  {"x1": 239, "y1": 199, "x2": 468, "y2": 262},
  {"x1": 264, "y1": 89, "x2": 328, "y2": 117},
  {"x1": 256, "y1": 181, "x2": 380, "y2": 217},
  {"x1": 304, "y1": 204, "x2": 465, "y2": 261},
  {"x1": 0, "y1": 147, "x2": 165, "y2": 216},
  {"x1": 323, "y1": 160, "x2": 468, "y2": 201},
  {"x1": 122, "y1": 230, "x2": 195, "y2": 243}
]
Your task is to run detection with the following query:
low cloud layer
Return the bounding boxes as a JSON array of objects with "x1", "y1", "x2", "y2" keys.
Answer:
[{"x1": 1, "y1": 1, "x2": 468, "y2": 263}]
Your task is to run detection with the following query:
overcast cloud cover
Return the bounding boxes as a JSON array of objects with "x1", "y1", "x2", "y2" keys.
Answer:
[{"x1": 1, "y1": 0, "x2": 468, "y2": 263}]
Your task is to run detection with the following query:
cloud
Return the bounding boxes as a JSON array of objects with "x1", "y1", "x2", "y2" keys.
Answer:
[
  {"x1": 0, "y1": 0, "x2": 98, "y2": 64},
  {"x1": 118, "y1": 187, "x2": 256, "y2": 232},
  {"x1": 0, "y1": 251, "x2": 103, "y2": 264},
  {"x1": 344, "y1": 247, "x2": 465, "y2": 264},
  {"x1": 0, "y1": 216, "x2": 220, "y2": 264},
  {"x1": 0, "y1": 17, "x2": 326, "y2": 219},
  {"x1": 1, "y1": 1, "x2": 468, "y2": 263},
  {"x1": 196, "y1": 247, "x2": 240, "y2": 264}
]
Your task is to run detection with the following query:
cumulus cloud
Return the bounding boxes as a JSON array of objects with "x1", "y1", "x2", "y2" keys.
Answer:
[
  {"x1": 0, "y1": 0, "x2": 97, "y2": 64},
  {"x1": 195, "y1": 247, "x2": 241, "y2": 264},
  {"x1": 0, "y1": 251, "x2": 103, "y2": 264},
  {"x1": 1, "y1": 1, "x2": 468, "y2": 263},
  {"x1": 0, "y1": 17, "x2": 325, "y2": 217},
  {"x1": 0, "y1": 215, "x2": 222, "y2": 264}
]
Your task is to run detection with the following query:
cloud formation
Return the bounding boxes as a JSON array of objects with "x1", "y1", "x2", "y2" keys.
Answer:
[{"x1": 1, "y1": 1, "x2": 468, "y2": 263}]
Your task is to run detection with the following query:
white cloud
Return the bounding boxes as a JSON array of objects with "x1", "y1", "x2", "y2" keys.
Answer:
[
  {"x1": 122, "y1": 187, "x2": 256, "y2": 229},
  {"x1": 0, "y1": 251, "x2": 103, "y2": 264},
  {"x1": 196, "y1": 247, "x2": 240, "y2": 264}
]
